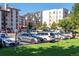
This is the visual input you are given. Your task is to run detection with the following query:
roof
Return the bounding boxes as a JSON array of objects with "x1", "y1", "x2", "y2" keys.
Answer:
[{"x1": 0, "y1": 8, "x2": 10, "y2": 12}]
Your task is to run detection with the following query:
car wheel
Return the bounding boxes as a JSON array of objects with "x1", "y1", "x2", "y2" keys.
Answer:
[
  {"x1": 43, "y1": 38, "x2": 47, "y2": 42},
  {"x1": 15, "y1": 40, "x2": 20, "y2": 45},
  {"x1": 17, "y1": 42, "x2": 20, "y2": 45},
  {"x1": 31, "y1": 39, "x2": 36, "y2": 44},
  {"x1": 50, "y1": 40, "x2": 56, "y2": 43},
  {"x1": 0, "y1": 40, "x2": 3, "y2": 48},
  {"x1": 40, "y1": 38, "x2": 43, "y2": 43}
]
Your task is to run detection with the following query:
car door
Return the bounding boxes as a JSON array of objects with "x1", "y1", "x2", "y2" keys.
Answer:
[
  {"x1": 24, "y1": 35, "x2": 32, "y2": 42},
  {"x1": 19, "y1": 34, "x2": 28, "y2": 42},
  {"x1": 21, "y1": 34, "x2": 32, "y2": 42}
]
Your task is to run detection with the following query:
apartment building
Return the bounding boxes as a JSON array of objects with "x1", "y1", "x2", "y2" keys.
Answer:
[
  {"x1": 24, "y1": 11, "x2": 42, "y2": 29},
  {"x1": 18, "y1": 16, "x2": 25, "y2": 29},
  {"x1": 42, "y1": 8, "x2": 69, "y2": 27},
  {"x1": 0, "y1": 5, "x2": 20, "y2": 33},
  {"x1": 24, "y1": 13, "x2": 34, "y2": 28},
  {"x1": 24, "y1": 8, "x2": 69, "y2": 28}
]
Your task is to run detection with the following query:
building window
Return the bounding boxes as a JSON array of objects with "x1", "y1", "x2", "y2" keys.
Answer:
[
  {"x1": 65, "y1": 11, "x2": 68, "y2": 14},
  {"x1": 49, "y1": 20, "x2": 51, "y2": 22},
  {"x1": 49, "y1": 16, "x2": 51, "y2": 18},
  {"x1": 53, "y1": 11, "x2": 55, "y2": 14},
  {"x1": 59, "y1": 15, "x2": 61, "y2": 18},
  {"x1": 49, "y1": 12, "x2": 51, "y2": 14},
  {"x1": 59, "y1": 11, "x2": 61, "y2": 14}
]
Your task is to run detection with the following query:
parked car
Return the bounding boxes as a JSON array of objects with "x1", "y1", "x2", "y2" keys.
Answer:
[
  {"x1": 52, "y1": 32, "x2": 66, "y2": 39},
  {"x1": 62, "y1": 32, "x2": 76, "y2": 39},
  {"x1": 18, "y1": 33, "x2": 43, "y2": 44},
  {"x1": 36, "y1": 31, "x2": 67, "y2": 42},
  {"x1": 0, "y1": 33, "x2": 16, "y2": 48},
  {"x1": 36, "y1": 32, "x2": 55, "y2": 42},
  {"x1": 31, "y1": 35, "x2": 43, "y2": 43}
]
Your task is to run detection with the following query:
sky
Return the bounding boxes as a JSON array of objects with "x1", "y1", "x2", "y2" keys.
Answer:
[{"x1": 0, "y1": 3, "x2": 74, "y2": 16}]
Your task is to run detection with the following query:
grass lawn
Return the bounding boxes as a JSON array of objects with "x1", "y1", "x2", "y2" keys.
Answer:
[{"x1": 0, "y1": 39, "x2": 79, "y2": 56}]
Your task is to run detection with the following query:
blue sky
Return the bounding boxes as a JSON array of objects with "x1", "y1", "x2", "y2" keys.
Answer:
[{"x1": 0, "y1": 3, "x2": 74, "y2": 16}]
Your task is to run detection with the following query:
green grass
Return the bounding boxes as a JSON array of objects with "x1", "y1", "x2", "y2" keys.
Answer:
[{"x1": 1, "y1": 39, "x2": 79, "y2": 56}]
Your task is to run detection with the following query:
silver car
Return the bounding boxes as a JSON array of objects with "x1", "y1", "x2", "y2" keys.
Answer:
[
  {"x1": 62, "y1": 32, "x2": 75, "y2": 39},
  {"x1": 18, "y1": 33, "x2": 42, "y2": 44}
]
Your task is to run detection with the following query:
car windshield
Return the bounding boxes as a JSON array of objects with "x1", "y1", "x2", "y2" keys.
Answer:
[
  {"x1": 31, "y1": 35, "x2": 41, "y2": 39},
  {"x1": 32, "y1": 35, "x2": 37, "y2": 38},
  {"x1": 32, "y1": 35, "x2": 38, "y2": 37},
  {"x1": 21, "y1": 33, "x2": 32, "y2": 37},
  {"x1": 50, "y1": 33, "x2": 54, "y2": 36},
  {"x1": 53, "y1": 33, "x2": 59, "y2": 35},
  {"x1": 37, "y1": 33, "x2": 48, "y2": 35}
]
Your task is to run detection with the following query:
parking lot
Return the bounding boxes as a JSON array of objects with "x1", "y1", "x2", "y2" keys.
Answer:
[{"x1": 0, "y1": 30, "x2": 76, "y2": 48}]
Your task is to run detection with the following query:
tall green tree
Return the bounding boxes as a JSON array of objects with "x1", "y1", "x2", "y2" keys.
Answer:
[
  {"x1": 58, "y1": 17, "x2": 75, "y2": 32},
  {"x1": 28, "y1": 22, "x2": 33, "y2": 29},
  {"x1": 35, "y1": 22, "x2": 42, "y2": 30},
  {"x1": 43, "y1": 22, "x2": 47, "y2": 28},
  {"x1": 72, "y1": 3, "x2": 79, "y2": 29},
  {"x1": 58, "y1": 3, "x2": 79, "y2": 32},
  {"x1": 41, "y1": 22, "x2": 47, "y2": 30},
  {"x1": 51, "y1": 22, "x2": 57, "y2": 30},
  {"x1": 35, "y1": 22, "x2": 47, "y2": 30},
  {"x1": 72, "y1": 3, "x2": 79, "y2": 20}
]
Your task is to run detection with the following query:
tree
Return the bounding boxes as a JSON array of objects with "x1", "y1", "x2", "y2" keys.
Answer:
[
  {"x1": 72, "y1": 3, "x2": 79, "y2": 20},
  {"x1": 51, "y1": 22, "x2": 57, "y2": 30},
  {"x1": 71, "y1": 3, "x2": 79, "y2": 29},
  {"x1": 40, "y1": 22, "x2": 47, "y2": 30},
  {"x1": 58, "y1": 3, "x2": 79, "y2": 32},
  {"x1": 35, "y1": 22, "x2": 42, "y2": 30},
  {"x1": 58, "y1": 17, "x2": 75, "y2": 32},
  {"x1": 28, "y1": 22, "x2": 33, "y2": 29},
  {"x1": 42, "y1": 22, "x2": 47, "y2": 29},
  {"x1": 35, "y1": 22, "x2": 47, "y2": 30}
]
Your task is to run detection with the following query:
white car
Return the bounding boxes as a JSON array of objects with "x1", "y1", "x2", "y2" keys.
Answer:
[
  {"x1": 36, "y1": 32, "x2": 55, "y2": 42},
  {"x1": 0, "y1": 33, "x2": 16, "y2": 47}
]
